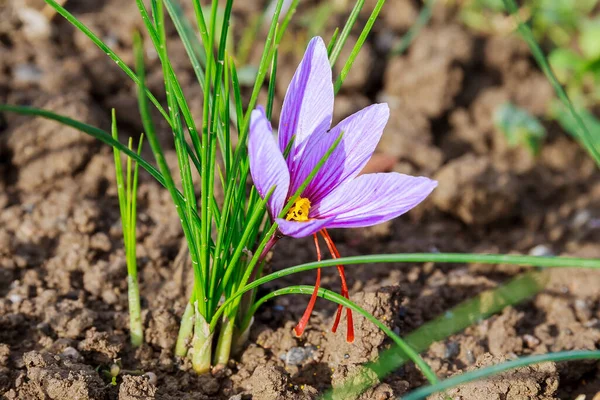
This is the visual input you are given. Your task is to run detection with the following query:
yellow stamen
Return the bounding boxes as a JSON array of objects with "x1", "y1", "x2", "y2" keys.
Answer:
[{"x1": 285, "y1": 197, "x2": 311, "y2": 222}]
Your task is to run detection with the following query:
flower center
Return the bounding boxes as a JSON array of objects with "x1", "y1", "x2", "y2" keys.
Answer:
[{"x1": 285, "y1": 197, "x2": 311, "y2": 222}]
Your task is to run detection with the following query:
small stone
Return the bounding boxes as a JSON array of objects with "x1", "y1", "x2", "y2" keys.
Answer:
[
  {"x1": 61, "y1": 347, "x2": 82, "y2": 361},
  {"x1": 445, "y1": 341, "x2": 460, "y2": 358},
  {"x1": 8, "y1": 294, "x2": 22, "y2": 304},
  {"x1": 143, "y1": 372, "x2": 157, "y2": 386},
  {"x1": 17, "y1": 8, "x2": 51, "y2": 40},
  {"x1": 523, "y1": 334, "x2": 540, "y2": 348},
  {"x1": 14, "y1": 64, "x2": 43, "y2": 85},
  {"x1": 575, "y1": 299, "x2": 592, "y2": 322},
  {"x1": 280, "y1": 346, "x2": 316, "y2": 366},
  {"x1": 529, "y1": 245, "x2": 554, "y2": 257},
  {"x1": 572, "y1": 210, "x2": 592, "y2": 229},
  {"x1": 465, "y1": 349, "x2": 476, "y2": 364}
]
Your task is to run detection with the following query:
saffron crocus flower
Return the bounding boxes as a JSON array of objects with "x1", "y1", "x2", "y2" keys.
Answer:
[{"x1": 248, "y1": 37, "x2": 437, "y2": 342}]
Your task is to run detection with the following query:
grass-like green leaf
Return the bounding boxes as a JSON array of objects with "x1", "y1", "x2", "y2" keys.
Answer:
[
  {"x1": 212, "y1": 252, "x2": 600, "y2": 327},
  {"x1": 334, "y1": 0, "x2": 385, "y2": 93},
  {"x1": 502, "y1": 0, "x2": 600, "y2": 165},
  {"x1": 390, "y1": 0, "x2": 436, "y2": 56},
  {"x1": 253, "y1": 285, "x2": 440, "y2": 387},
  {"x1": 323, "y1": 271, "x2": 547, "y2": 398},
  {"x1": 133, "y1": 32, "x2": 205, "y2": 311},
  {"x1": 328, "y1": 0, "x2": 365, "y2": 67},
  {"x1": 403, "y1": 350, "x2": 600, "y2": 400},
  {"x1": 44, "y1": 0, "x2": 170, "y2": 125}
]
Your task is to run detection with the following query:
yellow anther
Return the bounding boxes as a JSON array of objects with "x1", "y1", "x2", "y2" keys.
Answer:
[{"x1": 285, "y1": 197, "x2": 311, "y2": 222}]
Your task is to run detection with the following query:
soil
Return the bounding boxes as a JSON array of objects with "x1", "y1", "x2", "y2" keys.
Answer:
[{"x1": 1, "y1": 0, "x2": 600, "y2": 399}]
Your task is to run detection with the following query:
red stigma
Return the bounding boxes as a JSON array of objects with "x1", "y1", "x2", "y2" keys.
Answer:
[
  {"x1": 293, "y1": 230, "x2": 355, "y2": 343},
  {"x1": 321, "y1": 229, "x2": 354, "y2": 343},
  {"x1": 293, "y1": 234, "x2": 322, "y2": 337}
]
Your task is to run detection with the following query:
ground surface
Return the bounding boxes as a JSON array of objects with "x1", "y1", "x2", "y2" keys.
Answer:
[{"x1": 1, "y1": 0, "x2": 600, "y2": 399}]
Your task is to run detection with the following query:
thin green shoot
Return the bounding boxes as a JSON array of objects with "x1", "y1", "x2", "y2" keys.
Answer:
[
  {"x1": 390, "y1": 0, "x2": 436, "y2": 56},
  {"x1": 502, "y1": 0, "x2": 600, "y2": 165},
  {"x1": 402, "y1": 350, "x2": 600, "y2": 400},
  {"x1": 334, "y1": 0, "x2": 386, "y2": 93},
  {"x1": 133, "y1": 32, "x2": 204, "y2": 320},
  {"x1": 111, "y1": 110, "x2": 144, "y2": 347},
  {"x1": 211, "y1": 252, "x2": 600, "y2": 326},
  {"x1": 328, "y1": 0, "x2": 365, "y2": 66},
  {"x1": 327, "y1": 27, "x2": 340, "y2": 57},
  {"x1": 266, "y1": 48, "x2": 278, "y2": 120},
  {"x1": 275, "y1": 0, "x2": 300, "y2": 44},
  {"x1": 323, "y1": 271, "x2": 547, "y2": 399},
  {"x1": 43, "y1": 0, "x2": 170, "y2": 125}
]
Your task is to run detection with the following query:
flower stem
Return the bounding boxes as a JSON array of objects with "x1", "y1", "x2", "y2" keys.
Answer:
[
  {"x1": 213, "y1": 317, "x2": 235, "y2": 367},
  {"x1": 191, "y1": 306, "x2": 213, "y2": 374},
  {"x1": 127, "y1": 275, "x2": 143, "y2": 347},
  {"x1": 175, "y1": 299, "x2": 195, "y2": 357}
]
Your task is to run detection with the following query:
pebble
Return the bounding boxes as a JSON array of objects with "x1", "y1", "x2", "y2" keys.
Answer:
[
  {"x1": 280, "y1": 346, "x2": 316, "y2": 366},
  {"x1": 17, "y1": 8, "x2": 51, "y2": 40},
  {"x1": 14, "y1": 64, "x2": 43, "y2": 85},
  {"x1": 61, "y1": 347, "x2": 82, "y2": 360},
  {"x1": 7, "y1": 294, "x2": 22, "y2": 304},
  {"x1": 523, "y1": 334, "x2": 540, "y2": 348},
  {"x1": 35, "y1": 322, "x2": 51, "y2": 336},
  {"x1": 528, "y1": 244, "x2": 554, "y2": 257},
  {"x1": 572, "y1": 210, "x2": 592, "y2": 229},
  {"x1": 465, "y1": 349, "x2": 476, "y2": 364},
  {"x1": 143, "y1": 372, "x2": 158, "y2": 386},
  {"x1": 444, "y1": 341, "x2": 460, "y2": 359}
]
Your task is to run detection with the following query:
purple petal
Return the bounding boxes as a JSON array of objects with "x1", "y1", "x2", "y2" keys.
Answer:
[
  {"x1": 313, "y1": 173, "x2": 437, "y2": 228},
  {"x1": 248, "y1": 107, "x2": 290, "y2": 217},
  {"x1": 275, "y1": 217, "x2": 334, "y2": 238},
  {"x1": 278, "y1": 37, "x2": 334, "y2": 168},
  {"x1": 292, "y1": 103, "x2": 389, "y2": 201}
]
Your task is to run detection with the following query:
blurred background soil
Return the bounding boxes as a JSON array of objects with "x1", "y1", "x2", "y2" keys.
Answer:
[{"x1": 1, "y1": 0, "x2": 600, "y2": 399}]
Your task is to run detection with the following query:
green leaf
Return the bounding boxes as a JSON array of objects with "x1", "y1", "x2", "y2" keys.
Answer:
[
  {"x1": 211, "y1": 252, "x2": 600, "y2": 333},
  {"x1": 548, "y1": 48, "x2": 585, "y2": 82},
  {"x1": 324, "y1": 271, "x2": 547, "y2": 399},
  {"x1": 494, "y1": 102, "x2": 546, "y2": 156},
  {"x1": 579, "y1": 18, "x2": 600, "y2": 60},
  {"x1": 403, "y1": 350, "x2": 600, "y2": 400},
  {"x1": 502, "y1": 0, "x2": 600, "y2": 166},
  {"x1": 553, "y1": 102, "x2": 600, "y2": 150}
]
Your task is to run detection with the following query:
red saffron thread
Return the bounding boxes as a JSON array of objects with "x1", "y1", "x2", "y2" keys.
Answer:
[
  {"x1": 320, "y1": 229, "x2": 354, "y2": 343},
  {"x1": 293, "y1": 233, "x2": 322, "y2": 337}
]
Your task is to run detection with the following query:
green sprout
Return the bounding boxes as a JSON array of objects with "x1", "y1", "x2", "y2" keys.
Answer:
[
  {"x1": 494, "y1": 102, "x2": 546, "y2": 156},
  {"x1": 111, "y1": 111, "x2": 144, "y2": 348}
]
